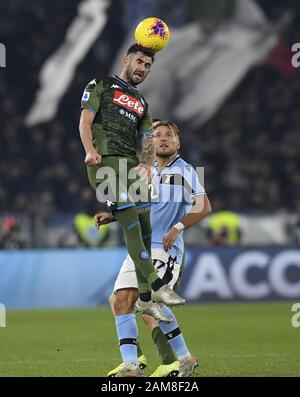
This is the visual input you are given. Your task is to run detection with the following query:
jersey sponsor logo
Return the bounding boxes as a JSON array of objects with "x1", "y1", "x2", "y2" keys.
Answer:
[
  {"x1": 119, "y1": 109, "x2": 137, "y2": 123},
  {"x1": 81, "y1": 91, "x2": 90, "y2": 102},
  {"x1": 113, "y1": 90, "x2": 144, "y2": 117}
]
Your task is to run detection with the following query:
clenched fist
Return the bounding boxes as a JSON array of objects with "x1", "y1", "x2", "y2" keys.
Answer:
[{"x1": 85, "y1": 150, "x2": 102, "y2": 166}]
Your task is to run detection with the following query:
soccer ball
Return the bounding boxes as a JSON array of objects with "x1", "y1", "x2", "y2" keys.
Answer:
[{"x1": 134, "y1": 18, "x2": 170, "y2": 53}]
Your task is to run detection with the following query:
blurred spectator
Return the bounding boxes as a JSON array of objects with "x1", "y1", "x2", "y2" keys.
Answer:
[
  {"x1": 73, "y1": 212, "x2": 110, "y2": 248},
  {"x1": 0, "y1": 0, "x2": 299, "y2": 222},
  {"x1": 58, "y1": 210, "x2": 110, "y2": 248},
  {"x1": 0, "y1": 216, "x2": 26, "y2": 249},
  {"x1": 207, "y1": 211, "x2": 242, "y2": 246}
]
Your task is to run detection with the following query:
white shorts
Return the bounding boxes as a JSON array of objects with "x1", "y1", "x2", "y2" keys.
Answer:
[{"x1": 113, "y1": 248, "x2": 181, "y2": 292}]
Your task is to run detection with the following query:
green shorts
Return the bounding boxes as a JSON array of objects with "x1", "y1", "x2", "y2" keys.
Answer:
[{"x1": 87, "y1": 155, "x2": 151, "y2": 211}]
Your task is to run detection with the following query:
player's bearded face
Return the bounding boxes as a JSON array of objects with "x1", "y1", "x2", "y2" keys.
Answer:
[
  {"x1": 153, "y1": 126, "x2": 180, "y2": 158},
  {"x1": 125, "y1": 53, "x2": 152, "y2": 85}
]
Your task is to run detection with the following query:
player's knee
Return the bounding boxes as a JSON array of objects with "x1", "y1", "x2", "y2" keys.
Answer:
[
  {"x1": 127, "y1": 289, "x2": 138, "y2": 311},
  {"x1": 113, "y1": 289, "x2": 132, "y2": 315}
]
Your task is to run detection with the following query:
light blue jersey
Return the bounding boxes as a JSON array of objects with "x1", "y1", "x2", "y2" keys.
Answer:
[{"x1": 150, "y1": 155, "x2": 206, "y2": 264}]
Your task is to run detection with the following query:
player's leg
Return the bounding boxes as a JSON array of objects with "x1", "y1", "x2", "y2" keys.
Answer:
[
  {"x1": 150, "y1": 252, "x2": 198, "y2": 377},
  {"x1": 109, "y1": 289, "x2": 148, "y2": 370},
  {"x1": 107, "y1": 288, "x2": 144, "y2": 377},
  {"x1": 138, "y1": 214, "x2": 180, "y2": 376},
  {"x1": 113, "y1": 207, "x2": 162, "y2": 293},
  {"x1": 154, "y1": 306, "x2": 198, "y2": 377},
  {"x1": 114, "y1": 207, "x2": 184, "y2": 307},
  {"x1": 107, "y1": 255, "x2": 169, "y2": 377},
  {"x1": 92, "y1": 157, "x2": 185, "y2": 306},
  {"x1": 137, "y1": 208, "x2": 152, "y2": 255},
  {"x1": 107, "y1": 255, "x2": 145, "y2": 377},
  {"x1": 142, "y1": 314, "x2": 179, "y2": 377},
  {"x1": 90, "y1": 156, "x2": 159, "y2": 300},
  {"x1": 156, "y1": 258, "x2": 191, "y2": 359},
  {"x1": 157, "y1": 305, "x2": 191, "y2": 359}
]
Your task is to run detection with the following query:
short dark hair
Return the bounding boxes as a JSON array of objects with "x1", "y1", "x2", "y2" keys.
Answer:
[{"x1": 127, "y1": 44, "x2": 155, "y2": 63}]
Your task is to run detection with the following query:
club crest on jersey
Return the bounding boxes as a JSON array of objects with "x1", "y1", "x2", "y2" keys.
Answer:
[
  {"x1": 113, "y1": 90, "x2": 144, "y2": 117},
  {"x1": 140, "y1": 250, "x2": 149, "y2": 260},
  {"x1": 164, "y1": 174, "x2": 173, "y2": 184}
]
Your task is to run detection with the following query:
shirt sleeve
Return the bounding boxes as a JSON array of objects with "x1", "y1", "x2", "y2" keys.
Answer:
[
  {"x1": 183, "y1": 165, "x2": 206, "y2": 203},
  {"x1": 80, "y1": 79, "x2": 102, "y2": 113},
  {"x1": 137, "y1": 106, "x2": 153, "y2": 137}
]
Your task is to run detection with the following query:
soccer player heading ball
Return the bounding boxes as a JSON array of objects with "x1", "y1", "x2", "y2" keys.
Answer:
[{"x1": 79, "y1": 44, "x2": 185, "y2": 322}]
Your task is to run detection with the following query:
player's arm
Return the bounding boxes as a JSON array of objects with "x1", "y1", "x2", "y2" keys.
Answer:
[
  {"x1": 139, "y1": 106, "x2": 154, "y2": 165},
  {"x1": 136, "y1": 106, "x2": 154, "y2": 180},
  {"x1": 79, "y1": 80, "x2": 102, "y2": 166},
  {"x1": 79, "y1": 109, "x2": 101, "y2": 166},
  {"x1": 163, "y1": 195, "x2": 212, "y2": 252},
  {"x1": 94, "y1": 203, "x2": 151, "y2": 229}
]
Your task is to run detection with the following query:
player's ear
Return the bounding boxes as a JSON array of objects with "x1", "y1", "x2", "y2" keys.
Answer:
[{"x1": 123, "y1": 56, "x2": 129, "y2": 67}]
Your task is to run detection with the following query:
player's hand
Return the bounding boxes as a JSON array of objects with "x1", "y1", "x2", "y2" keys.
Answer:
[
  {"x1": 94, "y1": 212, "x2": 115, "y2": 229},
  {"x1": 135, "y1": 163, "x2": 152, "y2": 183},
  {"x1": 163, "y1": 227, "x2": 180, "y2": 252},
  {"x1": 85, "y1": 150, "x2": 102, "y2": 166}
]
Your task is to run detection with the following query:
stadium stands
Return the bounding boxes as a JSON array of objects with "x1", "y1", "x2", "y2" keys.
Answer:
[{"x1": 0, "y1": 0, "x2": 299, "y2": 247}]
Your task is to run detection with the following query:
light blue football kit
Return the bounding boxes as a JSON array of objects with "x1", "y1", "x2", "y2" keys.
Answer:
[{"x1": 113, "y1": 155, "x2": 206, "y2": 365}]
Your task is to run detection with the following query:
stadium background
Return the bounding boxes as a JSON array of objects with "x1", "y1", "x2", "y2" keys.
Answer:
[{"x1": 0, "y1": 0, "x2": 300, "y2": 376}]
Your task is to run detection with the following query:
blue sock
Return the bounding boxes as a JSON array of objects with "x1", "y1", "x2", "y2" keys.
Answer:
[
  {"x1": 115, "y1": 314, "x2": 138, "y2": 364},
  {"x1": 158, "y1": 305, "x2": 190, "y2": 359}
]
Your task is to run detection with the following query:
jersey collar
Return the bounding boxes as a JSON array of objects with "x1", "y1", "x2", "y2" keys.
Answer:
[
  {"x1": 166, "y1": 155, "x2": 181, "y2": 168},
  {"x1": 113, "y1": 75, "x2": 138, "y2": 91},
  {"x1": 157, "y1": 155, "x2": 181, "y2": 174}
]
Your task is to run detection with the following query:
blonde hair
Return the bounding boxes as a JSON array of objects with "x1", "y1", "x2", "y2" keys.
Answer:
[{"x1": 152, "y1": 120, "x2": 181, "y2": 140}]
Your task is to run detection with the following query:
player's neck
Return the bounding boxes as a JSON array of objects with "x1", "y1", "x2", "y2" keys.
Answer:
[
  {"x1": 118, "y1": 72, "x2": 128, "y2": 83},
  {"x1": 156, "y1": 153, "x2": 178, "y2": 170}
]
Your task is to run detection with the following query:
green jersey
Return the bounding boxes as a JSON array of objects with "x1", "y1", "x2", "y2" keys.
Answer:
[{"x1": 81, "y1": 75, "x2": 153, "y2": 158}]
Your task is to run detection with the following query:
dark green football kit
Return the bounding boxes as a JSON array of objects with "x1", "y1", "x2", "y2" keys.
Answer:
[{"x1": 80, "y1": 75, "x2": 161, "y2": 294}]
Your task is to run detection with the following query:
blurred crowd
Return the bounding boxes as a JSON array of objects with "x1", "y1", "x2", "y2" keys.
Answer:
[{"x1": 0, "y1": 0, "x2": 300, "y2": 222}]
